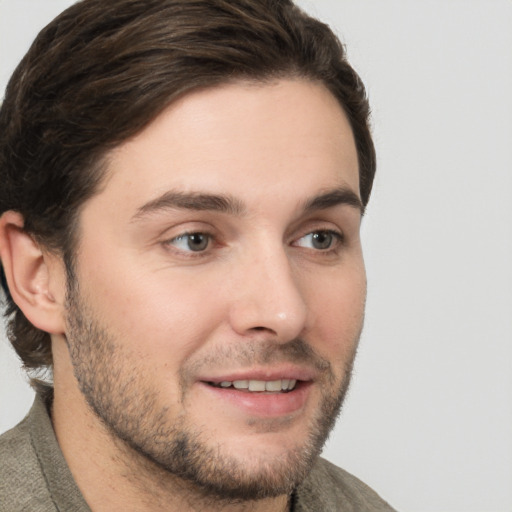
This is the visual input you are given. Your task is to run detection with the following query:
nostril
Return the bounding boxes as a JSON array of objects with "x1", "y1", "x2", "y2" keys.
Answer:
[{"x1": 249, "y1": 326, "x2": 278, "y2": 335}]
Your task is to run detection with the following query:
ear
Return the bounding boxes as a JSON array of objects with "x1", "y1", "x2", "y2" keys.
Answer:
[{"x1": 0, "y1": 211, "x2": 67, "y2": 335}]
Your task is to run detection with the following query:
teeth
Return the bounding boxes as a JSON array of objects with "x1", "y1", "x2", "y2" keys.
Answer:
[
  {"x1": 265, "y1": 380, "x2": 282, "y2": 392},
  {"x1": 212, "y1": 379, "x2": 298, "y2": 392},
  {"x1": 233, "y1": 380, "x2": 249, "y2": 389},
  {"x1": 248, "y1": 380, "x2": 266, "y2": 391}
]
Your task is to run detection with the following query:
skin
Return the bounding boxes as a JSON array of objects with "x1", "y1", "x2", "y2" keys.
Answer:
[{"x1": 11, "y1": 79, "x2": 366, "y2": 511}]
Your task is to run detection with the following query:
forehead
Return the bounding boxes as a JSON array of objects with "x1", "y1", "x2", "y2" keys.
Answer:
[{"x1": 91, "y1": 79, "x2": 360, "y2": 217}]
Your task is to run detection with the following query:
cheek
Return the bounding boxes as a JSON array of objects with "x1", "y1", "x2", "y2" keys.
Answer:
[
  {"x1": 77, "y1": 253, "x2": 228, "y2": 361},
  {"x1": 306, "y1": 263, "x2": 366, "y2": 361}
]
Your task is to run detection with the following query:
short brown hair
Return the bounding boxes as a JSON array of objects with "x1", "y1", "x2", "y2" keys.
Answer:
[{"x1": 0, "y1": 0, "x2": 375, "y2": 377}]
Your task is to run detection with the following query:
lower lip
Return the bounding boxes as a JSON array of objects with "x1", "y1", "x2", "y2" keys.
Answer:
[{"x1": 199, "y1": 381, "x2": 312, "y2": 417}]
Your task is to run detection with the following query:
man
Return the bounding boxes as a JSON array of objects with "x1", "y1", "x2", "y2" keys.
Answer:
[{"x1": 0, "y1": 0, "x2": 395, "y2": 510}]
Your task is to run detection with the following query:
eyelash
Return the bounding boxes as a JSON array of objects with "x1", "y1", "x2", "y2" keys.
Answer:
[
  {"x1": 293, "y1": 230, "x2": 345, "y2": 252},
  {"x1": 164, "y1": 228, "x2": 345, "y2": 259},
  {"x1": 166, "y1": 231, "x2": 214, "y2": 255}
]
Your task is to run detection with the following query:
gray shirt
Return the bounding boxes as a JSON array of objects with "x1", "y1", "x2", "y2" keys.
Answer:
[{"x1": 0, "y1": 393, "x2": 396, "y2": 511}]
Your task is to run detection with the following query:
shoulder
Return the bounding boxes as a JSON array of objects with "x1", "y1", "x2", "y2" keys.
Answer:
[
  {"x1": 294, "y1": 457, "x2": 397, "y2": 512},
  {"x1": 0, "y1": 408, "x2": 57, "y2": 511},
  {"x1": 0, "y1": 415, "x2": 42, "y2": 490}
]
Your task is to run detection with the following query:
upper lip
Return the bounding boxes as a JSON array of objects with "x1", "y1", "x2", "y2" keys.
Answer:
[{"x1": 198, "y1": 365, "x2": 318, "y2": 384}]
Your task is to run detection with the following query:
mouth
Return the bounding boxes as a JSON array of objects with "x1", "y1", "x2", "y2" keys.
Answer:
[
  {"x1": 199, "y1": 374, "x2": 312, "y2": 417},
  {"x1": 206, "y1": 379, "x2": 298, "y2": 393}
]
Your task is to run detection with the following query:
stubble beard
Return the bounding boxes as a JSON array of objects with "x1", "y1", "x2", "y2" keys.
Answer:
[{"x1": 64, "y1": 282, "x2": 360, "y2": 503}]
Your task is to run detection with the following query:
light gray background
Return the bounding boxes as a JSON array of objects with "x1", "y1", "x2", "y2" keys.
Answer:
[{"x1": 1, "y1": 1, "x2": 511, "y2": 511}]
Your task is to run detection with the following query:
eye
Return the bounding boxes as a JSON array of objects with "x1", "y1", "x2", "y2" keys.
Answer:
[
  {"x1": 168, "y1": 232, "x2": 210, "y2": 252},
  {"x1": 294, "y1": 230, "x2": 341, "y2": 250}
]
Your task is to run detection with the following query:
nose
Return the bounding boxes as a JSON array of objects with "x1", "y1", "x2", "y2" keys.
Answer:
[{"x1": 228, "y1": 246, "x2": 309, "y2": 342}]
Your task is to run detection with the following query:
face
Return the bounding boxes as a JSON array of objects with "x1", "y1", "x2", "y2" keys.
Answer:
[{"x1": 64, "y1": 79, "x2": 366, "y2": 500}]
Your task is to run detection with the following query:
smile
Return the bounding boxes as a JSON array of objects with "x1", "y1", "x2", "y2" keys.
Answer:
[{"x1": 207, "y1": 379, "x2": 297, "y2": 392}]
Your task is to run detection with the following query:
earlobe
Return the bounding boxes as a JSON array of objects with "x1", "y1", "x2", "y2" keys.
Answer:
[{"x1": 0, "y1": 211, "x2": 66, "y2": 335}]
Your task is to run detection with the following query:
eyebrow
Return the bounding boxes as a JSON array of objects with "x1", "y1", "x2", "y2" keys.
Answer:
[
  {"x1": 302, "y1": 188, "x2": 364, "y2": 216},
  {"x1": 131, "y1": 186, "x2": 363, "y2": 223},
  {"x1": 132, "y1": 191, "x2": 246, "y2": 221}
]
